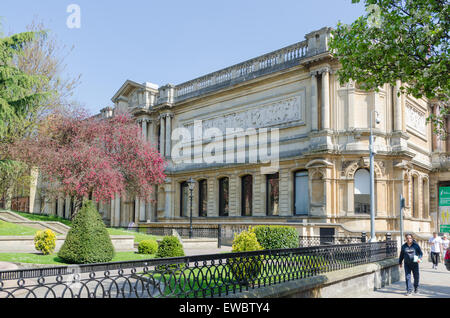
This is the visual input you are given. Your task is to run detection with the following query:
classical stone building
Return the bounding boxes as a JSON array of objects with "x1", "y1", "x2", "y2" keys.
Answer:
[{"x1": 32, "y1": 27, "x2": 449, "y2": 238}]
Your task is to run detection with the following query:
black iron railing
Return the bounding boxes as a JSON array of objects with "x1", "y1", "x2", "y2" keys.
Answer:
[
  {"x1": 299, "y1": 235, "x2": 364, "y2": 247},
  {"x1": 0, "y1": 239, "x2": 397, "y2": 298},
  {"x1": 118, "y1": 226, "x2": 370, "y2": 249}
]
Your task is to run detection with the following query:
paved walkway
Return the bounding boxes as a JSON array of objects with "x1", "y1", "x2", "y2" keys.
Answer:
[{"x1": 356, "y1": 261, "x2": 450, "y2": 298}]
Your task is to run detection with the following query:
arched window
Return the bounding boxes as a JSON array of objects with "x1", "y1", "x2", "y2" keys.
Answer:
[
  {"x1": 294, "y1": 171, "x2": 309, "y2": 215},
  {"x1": 219, "y1": 177, "x2": 229, "y2": 217},
  {"x1": 180, "y1": 181, "x2": 189, "y2": 217},
  {"x1": 354, "y1": 169, "x2": 370, "y2": 214},
  {"x1": 198, "y1": 179, "x2": 208, "y2": 217},
  {"x1": 266, "y1": 173, "x2": 279, "y2": 216},
  {"x1": 241, "y1": 175, "x2": 253, "y2": 216}
]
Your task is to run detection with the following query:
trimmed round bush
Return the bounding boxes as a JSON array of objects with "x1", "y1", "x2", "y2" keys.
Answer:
[
  {"x1": 58, "y1": 200, "x2": 115, "y2": 264},
  {"x1": 231, "y1": 228, "x2": 263, "y2": 253},
  {"x1": 252, "y1": 225, "x2": 299, "y2": 250},
  {"x1": 156, "y1": 236, "x2": 185, "y2": 258},
  {"x1": 138, "y1": 239, "x2": 158, "y2": 255},
  {"x1": 229, "y1": 228, "x2": 263, "y2": 286},
  {"x1": 156, "y1": 236, "x2": 185, "y2": 272},
  {"x1": 34, "y1": 229, "x2": 56, "y2": 255}
]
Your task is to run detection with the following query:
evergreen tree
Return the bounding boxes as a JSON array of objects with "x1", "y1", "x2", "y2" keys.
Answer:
[{"x1": 58, "y1": 200, "x2": 115, "y2": 264}]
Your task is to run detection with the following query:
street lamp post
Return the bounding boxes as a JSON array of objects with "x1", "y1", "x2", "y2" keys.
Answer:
[
  {"x1": 369, "y1": 110, "x2": 380, "y2": 242},
  {"x1": 187, "y1": 177, "x2": 195, "y2": 239}
]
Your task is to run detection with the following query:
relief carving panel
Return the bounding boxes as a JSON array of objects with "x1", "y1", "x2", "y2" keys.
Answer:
[{"x1": 183, "y1": 93, "x2": 304, "y2": 134}]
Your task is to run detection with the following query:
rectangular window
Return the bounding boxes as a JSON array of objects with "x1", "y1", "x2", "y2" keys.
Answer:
[
  {"x1": 266, "y1": 173, "x2": 279, "y2": 216},
  {"x1": 219, "y1": 178, "x2": 229, "y2": 217},
  {"x1": 294, "y1": 171, "x2": 309, "y2": 215},
  {"x1": 180, "y1": 182, "x2": 189, "y2": 217},
  {"x1": 241, "y1": 175, "x2": 253, "y2": 216}
]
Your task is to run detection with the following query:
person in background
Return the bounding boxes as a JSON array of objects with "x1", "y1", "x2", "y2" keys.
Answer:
[
  {"x1": 399, "y1": 233, "x2": 423, "y2": 296},
  {"x1": 428, "y1": 232, "x2": 443, "y2": 269},
  {"x1": 441, "y1": 234, "x2": 449, "y2": 263}
]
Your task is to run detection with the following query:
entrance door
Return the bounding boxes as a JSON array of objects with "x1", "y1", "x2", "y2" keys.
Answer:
[{"x1": 319, "y1": 228, "x2": 335, "y2": 245}]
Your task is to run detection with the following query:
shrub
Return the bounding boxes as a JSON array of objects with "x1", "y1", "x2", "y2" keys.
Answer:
[
  {"x1": 252, "y1": 225, "x2": 299, "y2": 250},
  {"x1": 58, "y1": 200, "x2": 115, "y2": 264},
  {"x1": 156, "y1": 236, "x2": 185, "y2": 271},
  {"x1": 34, "y1": 229, "x2": 56, "y2": 255},
  {"x1": 138, "y1": 239, "x2": 158, "y2": 255},
  {"x1": 228, "y1": 228, "x2": 264, "y2": 286},
  {"x1": 156, "y1": 236, "x2": 185, "y2": 258}
]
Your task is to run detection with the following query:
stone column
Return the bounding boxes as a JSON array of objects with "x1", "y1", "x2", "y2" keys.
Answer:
[
  {"x1": 310, "y1": 72, "x2": 319, "y2": 131},
  {"x1": 165, "y1": 114, "x2": 172, "y2": 158},
  {"x1": 114, "y1": 194, "x2": 121, "y2": 227},
  {"x1": 164, "y1": 184, "x2": 173, "y2": 218},
  {"x1": 432, "y1": 105, "x2": 438, "y2": 151},
  {"x1": 142, "y1": 119, "x2": 148, "y2": 142},
  {"x1": 321, "y1": 69, "x2": 330, "y2": 130},
  {"x1": 57, "y1": 197, "x2": 64, "y2": 218},
  {"x1": 65, "y1": 196, "x2": 71, "y2": 219},
  {"x1": 139, "y1": 199, "x2": 146, "y2": 222},
  {"x1": 160, "y1": 115, "x2": 166, "y2": 157},
  {"x1": 134, "y1": 197, "x2": 139, "y2": 224},
  {"x1": 148, "y1": 120, "x2": 156, "y2": 147},
  {"x1": 146, "y1": 190, "x2": 155, "y2": 222},
  {"x1": 394, "y1": 81, "x2": 402, "y2": 131}
]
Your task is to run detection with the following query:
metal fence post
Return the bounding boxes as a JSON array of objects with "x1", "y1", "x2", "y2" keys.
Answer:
[{"x1": 217, "y1": 224, "x2": 222, "y2": 249}]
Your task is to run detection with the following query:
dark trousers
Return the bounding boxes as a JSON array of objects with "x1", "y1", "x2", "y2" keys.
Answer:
[
  {"x1": 431, "y1": 252, "x2": 440, "y2": 266},
  {"x1": 404, "y1": 262, "x2": 419, "y2": 292}
]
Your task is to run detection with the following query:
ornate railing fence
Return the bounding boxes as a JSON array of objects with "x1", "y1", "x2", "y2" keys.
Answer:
[{"x1": 0, "y1": 239, "x2": 397, "y2": 298}]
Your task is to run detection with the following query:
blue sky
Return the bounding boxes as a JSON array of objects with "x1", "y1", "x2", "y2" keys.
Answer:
[{"x1": 0, "y1": 0, "x2": 365, "y2": 115}]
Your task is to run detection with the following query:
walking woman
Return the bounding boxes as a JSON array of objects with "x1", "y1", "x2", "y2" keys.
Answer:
[{"x1": 399, "y1": 234, "x2": 423, "y2": 296}]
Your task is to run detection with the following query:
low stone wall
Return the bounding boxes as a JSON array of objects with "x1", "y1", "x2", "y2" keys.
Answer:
[
  {"x1": 222, "y1": 258, "x2": 402, "y2": 298},
  {"x1": 0, "y1": 235, "x2": 135, "y2": 253}
]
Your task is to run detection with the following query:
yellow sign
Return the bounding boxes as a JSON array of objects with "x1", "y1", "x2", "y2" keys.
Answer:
[{"x1": 442, "y1": 209, "x2": 450, "y2": 224}]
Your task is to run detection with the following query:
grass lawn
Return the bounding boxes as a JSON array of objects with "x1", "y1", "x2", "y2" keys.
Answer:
[
  {"x1": 0, "y1": 251, "x2": 156, "y2": 265},
  {"x1": 106, "y1": 228, "x2": 161, "y2": 243},
  {"x1": 3, "y1": 211, "x2": 162, "y2": 243},
  {"x1": 147, "y1": 254, "x2": 335, "y2": 298},
  {"x1": 0, "y1": 220, "x2": 40, "y2": 236},
  {"x1": 11, "y1": 211, "x2": 73, "y2": 227}
]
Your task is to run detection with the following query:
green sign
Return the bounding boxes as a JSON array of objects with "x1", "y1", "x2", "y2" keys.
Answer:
[
  {"x1": 441, "y1": 225, "x2": 450, "y2": 233},
  {"x1": 439, "y1": 187, "x2": 450, "y2": 206}
]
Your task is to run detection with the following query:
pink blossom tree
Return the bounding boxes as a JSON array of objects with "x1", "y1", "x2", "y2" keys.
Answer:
[{"x1": 12, "y1": 108, "x2": 166, "y2": 216}]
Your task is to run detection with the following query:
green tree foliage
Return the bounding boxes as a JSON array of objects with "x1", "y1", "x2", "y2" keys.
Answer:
[
  {"x1": 58, "y1": 200, "x2": 115, "y2": 264},
  {"x1": 0, "y1": 30, "x2": 49, "y2": 146},
  {"x1": 330, "y1": 0, "x2": 449, "y2": 135}
]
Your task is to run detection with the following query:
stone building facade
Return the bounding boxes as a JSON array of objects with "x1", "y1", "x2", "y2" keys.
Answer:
[{"x1": 32, "y1": 27, "x2": 449, "y2": 237}]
